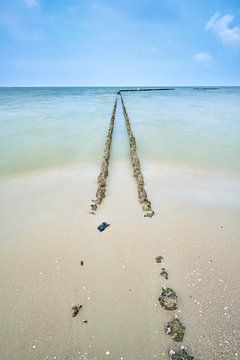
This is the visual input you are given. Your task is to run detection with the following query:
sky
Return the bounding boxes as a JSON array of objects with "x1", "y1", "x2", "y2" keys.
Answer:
[{"x1": 0, "y1": 0, "x2": 240, "y2": 86}]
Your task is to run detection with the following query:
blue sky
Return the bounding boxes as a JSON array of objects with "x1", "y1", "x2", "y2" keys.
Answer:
[{"x1": 0, "y1": 0, "x2": 240, "y2": 86}]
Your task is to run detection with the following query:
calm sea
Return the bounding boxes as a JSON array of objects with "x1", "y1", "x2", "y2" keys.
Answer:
[{"x1": 0, "y1": 87, "x2": 239, "y2": 177}]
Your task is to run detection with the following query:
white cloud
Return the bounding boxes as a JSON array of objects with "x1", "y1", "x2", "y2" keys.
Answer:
[
  {"x1": 194, "y1": 52, "x2": 212, "y2": 63},
  {"x1": 24, "y1": 0, "x2": 40, "y2": 8},
  {"x1": 205, "y1": 12, "x2": 240, "y2": 45}
]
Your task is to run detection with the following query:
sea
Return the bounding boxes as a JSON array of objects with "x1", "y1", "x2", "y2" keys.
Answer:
[
  {"x1": 0, "y1": 87, "x2": 240, "y2": 360},
  {"x1": 0, "y1": 87, "x2": 240, "y2": 177}
]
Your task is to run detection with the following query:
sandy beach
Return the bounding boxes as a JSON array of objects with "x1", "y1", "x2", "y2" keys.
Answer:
[
  {"x1": 1, "y1": 0, "x2": 240, "y2": 356},
  {"x1": 0, "y1": 160, "x2": 240, "y2": 360}
]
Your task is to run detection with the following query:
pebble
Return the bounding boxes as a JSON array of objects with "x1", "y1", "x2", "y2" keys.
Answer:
[
  {"x1": 72, "y1": 305, "x2": 83, "y2": 317},
  {"x1": 160, "y1": 268, "x2": 169, "y2": 280},
  {"x1": 155, "y1": 255, "x2": 163, "y2": 263}
]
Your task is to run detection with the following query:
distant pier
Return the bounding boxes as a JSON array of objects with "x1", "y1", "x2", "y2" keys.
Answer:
[{"x1": 118, "y1": 88, "x2": 175, "y2": 93}]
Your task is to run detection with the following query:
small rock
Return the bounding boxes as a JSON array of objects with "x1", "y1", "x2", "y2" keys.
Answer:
[
  {"x1": 142, "y1": 201, "x2": 152, "y2": 211},
  {"x1": 161, "y1": 268, "x2": 169, "y2": 280},
  {"x1": 83, "y1": 320, "x2": 88, "y2": 324},
  {"x1": 159, "y1": 287, "x2": 177, "y2": 310},
  {"x1": 144, "y1": 211, "x2": 155, "y2": 218},
  {"x1": 91, "y1": 203, "x2": 97, "y2": 211},
  {"x1": 168, "y1": 348, "x2": 194, "y2": 359},
  {"x1": 80, "y1": 261, "x2": 84, "y2": 266},
  {"x1": 72, "y1": 305, "x2": 83, "y2": 317},
  {"x1": 155, "y1": 256, "x2": 163, "y2": 263},
  {"x1": 165, "y1": 316, "x2": 185, "y2": 341}
]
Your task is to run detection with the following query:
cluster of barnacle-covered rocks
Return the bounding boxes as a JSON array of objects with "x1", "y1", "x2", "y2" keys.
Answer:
[
  {"x1": 157, "y1": 255, "x2": 194, "y2": 359},
  {"x1": 120, "y1": 94, "x2": 154, "y2": 218},
  {"x1": 90, "y1": 96, "x2": 118, "y2": 214}
]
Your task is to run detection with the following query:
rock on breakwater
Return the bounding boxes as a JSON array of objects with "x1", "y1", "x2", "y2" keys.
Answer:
[
  {"x1": 120, "y1": 93, "x2": 154, "y2": 217},
  {"x1": 90, "y1": 96, "x2": 118, "y2": 213}
]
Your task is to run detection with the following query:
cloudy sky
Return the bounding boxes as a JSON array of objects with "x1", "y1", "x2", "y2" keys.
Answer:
[{"x1": 0, "y1": 0, "x2": 240, "y2": 86}]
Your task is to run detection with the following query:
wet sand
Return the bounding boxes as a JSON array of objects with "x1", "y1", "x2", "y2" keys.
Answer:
[{"x1": 0, "y1": 162, "x2": 240, "y2": 360}]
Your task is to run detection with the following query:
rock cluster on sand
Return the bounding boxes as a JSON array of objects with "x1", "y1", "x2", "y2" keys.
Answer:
[
  {"x1": 156, "y1": 256, "x2": 194, "y2": 359},
  {"x1": 90, "y1": 97, "x2": 118, "y2": 213},
  {"x1": 120, "y1": 94, "x2": 154, "y2": 217},
  {"x1": 159, "y1": 286, "x2": 178, "y2": 310},
  {"x1": 165, "y1": 315, "x2": 185, "y2": 342}
]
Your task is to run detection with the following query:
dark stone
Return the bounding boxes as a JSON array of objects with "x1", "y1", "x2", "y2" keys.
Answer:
[
  {"x1": 155, "y1": 256, "x2": 163, "y2": 263},
  {"x1": 159, "y1": 287, "x2": 177, "y2": 310},
  {"x1": 72, "y1": 305, "x2": 83, "y2": 317},
  {"x1": 161, "y1": 268, "x2": 169, "y2": 280},
  {"x1": 165, "y1": 316, "x2": 185, "y2": 341},
  {"x1": 168, "y1": 348, "x2": 194, "y2": 359},
  {"x1": 144, "y1": 211, "x2": 155, "y2": 218},
  {"x1": 91, "y1": 203, "x2": 97, "y2": 211}
]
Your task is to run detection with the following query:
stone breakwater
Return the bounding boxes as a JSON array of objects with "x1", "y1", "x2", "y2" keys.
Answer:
[
  {"x1": 120, "y1": 93, "x2": 154, "y2": 217},
  {"x1": 90, "y1": 96, "x2": 118, "y2": 214},
  {"x1": 90, "y1": 91, "x2": 154, "y2": 217}
]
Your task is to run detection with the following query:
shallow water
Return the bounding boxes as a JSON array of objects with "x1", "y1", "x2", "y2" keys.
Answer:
[
  {"x1": 0, "y1": 87, "x2": 240, "y2": 177},
  {"x1": 0, "y1": 88, "x2": 240, "y2": 360}
]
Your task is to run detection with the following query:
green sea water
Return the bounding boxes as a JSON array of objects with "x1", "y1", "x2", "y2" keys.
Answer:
[{"x1": 0, "y1": 87, "x2": 240, "y2": 177}]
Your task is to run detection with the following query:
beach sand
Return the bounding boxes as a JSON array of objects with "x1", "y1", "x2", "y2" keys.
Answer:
[{"x1": 0, "y1": 161, "x2": 240, "y2": 360}]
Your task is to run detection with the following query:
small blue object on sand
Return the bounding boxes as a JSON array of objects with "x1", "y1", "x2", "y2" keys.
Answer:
[{"x1": 98, "y1": 222, "x2": 110, "y2": 232}]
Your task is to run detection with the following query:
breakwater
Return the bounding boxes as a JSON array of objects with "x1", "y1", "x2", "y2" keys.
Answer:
[
  {"x1": 90, "y1": 96, "x2": 118, "y2": 213},
  {"x1": 90, "y1": 91, "x2": 155, "y2": 216},
  {"x1": 119, "y1": 93, "x2": 154, "y2": 217},
  {"x1": 118, "y1": 88, "x2": 175, "y2": 92}
]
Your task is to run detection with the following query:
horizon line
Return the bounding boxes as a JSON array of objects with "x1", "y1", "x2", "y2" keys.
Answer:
[{"x1": 0, "y1": 85, "x2": 240, "y2": 88}]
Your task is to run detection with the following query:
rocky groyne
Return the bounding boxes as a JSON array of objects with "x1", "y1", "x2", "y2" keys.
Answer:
[
  {"x1": 120, "y1": 93, "x2": 154, "y2": 217},
  {"x1": 90, "y1": 96, "x2": 118, "y2": 214}
]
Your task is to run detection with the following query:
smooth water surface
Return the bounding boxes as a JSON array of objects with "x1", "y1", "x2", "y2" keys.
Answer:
[{"x1": 0, "y1": 87, "x2": 239, "y2": 177}]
